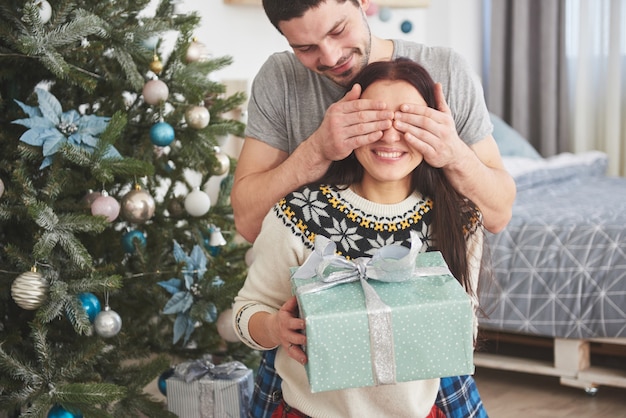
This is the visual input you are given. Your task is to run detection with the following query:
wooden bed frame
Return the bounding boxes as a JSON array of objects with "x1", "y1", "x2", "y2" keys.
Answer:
[{"x1": 474, "y1": 330, "x2": 626, "y2": 394}]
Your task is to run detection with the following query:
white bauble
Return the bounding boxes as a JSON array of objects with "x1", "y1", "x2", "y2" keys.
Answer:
[
  {"x1": 216, "y1": 308, "x2": 240, "y2": 343},
  {"x1": 185, "y1": 40, "x2": 208, "y2": 63},
  {"x1": 184, "y1": 189, "x2": 211, "y2": 217},
  {"x1": 36, "y1": 0, "x2": 52, "y2": 24}
]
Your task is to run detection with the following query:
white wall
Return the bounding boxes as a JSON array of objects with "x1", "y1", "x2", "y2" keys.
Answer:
[
  {"x1": 182, "y1": 0, "x2": 483, "y2": 84},
  {"x1": 176, "y1": 0, "x2": 483, "y2": 206}
]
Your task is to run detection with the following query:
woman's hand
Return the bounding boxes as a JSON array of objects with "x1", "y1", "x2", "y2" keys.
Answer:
[{"x1": 271, "y1": 296, "x2": 308, "y2": 364}]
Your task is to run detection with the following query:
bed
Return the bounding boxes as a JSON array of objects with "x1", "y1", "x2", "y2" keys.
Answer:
[{"x1": 474, "y1": 115, "x2": 626, "y2": 393}]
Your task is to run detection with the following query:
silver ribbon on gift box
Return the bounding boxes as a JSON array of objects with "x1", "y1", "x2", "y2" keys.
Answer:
[
  {"x1": 170, "y1": 356, "x2": 252, "y2": 418},
  {"x1": 293, "y1": 230, "x2": 451, "y2": 386}
]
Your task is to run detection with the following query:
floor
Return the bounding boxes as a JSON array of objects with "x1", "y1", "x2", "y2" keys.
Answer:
[
  {"x1": 3, "y1": 368, "x2": 625, "y2": 417},
  {"x1": 473, "y1": 367, "x2": 626, "y2": 417}
]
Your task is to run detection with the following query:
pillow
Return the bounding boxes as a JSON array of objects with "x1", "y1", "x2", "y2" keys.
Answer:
[
  {"x1": 489, "y1": 113, "x2": 542, "y2": 159},
  {"x1": 503, "y1": 151, "x2": 608, "y2": 191}
]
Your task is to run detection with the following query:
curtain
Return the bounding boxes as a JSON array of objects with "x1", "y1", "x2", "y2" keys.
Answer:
[
  {"x1": 485, "y1": 0, "x2": 569, "y2": 157},
  {"x1": 567, "y1": 0, "x2": 626, "y2": 176},
  {"x1": 485, "y1": 0, "x2": 626, "y2": 176}
]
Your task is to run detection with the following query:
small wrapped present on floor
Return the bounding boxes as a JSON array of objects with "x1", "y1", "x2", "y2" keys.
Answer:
[
  {"x1": 166, "y1": 355, "x2": 253, "y2": 418},
  {"x1": 291, "y1": 231, "x2": 475, "y2": 393}
]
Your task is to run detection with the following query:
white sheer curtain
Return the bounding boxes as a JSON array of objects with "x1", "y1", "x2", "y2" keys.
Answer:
[{"x1": 566, "y1": 0, "x2": 626, "y2": 176}]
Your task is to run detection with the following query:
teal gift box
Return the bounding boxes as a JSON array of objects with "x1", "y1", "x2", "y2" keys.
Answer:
[{"x1": 291, "y1": 231, "x2": 474, "y2": 393}]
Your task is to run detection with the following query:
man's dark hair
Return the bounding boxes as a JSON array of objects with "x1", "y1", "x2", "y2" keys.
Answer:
[{"x1": 262, "y1": 0, "x2": 360, "y2": 33}]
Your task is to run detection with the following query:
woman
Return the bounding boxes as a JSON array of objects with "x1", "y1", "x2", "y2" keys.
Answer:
[{"x1": 233, "y1": 58, "x2": 484, "y2": 418}]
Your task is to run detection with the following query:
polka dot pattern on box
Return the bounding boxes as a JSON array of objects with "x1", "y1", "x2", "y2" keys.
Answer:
[{"x1": 292, "y1": 251, "x2": 475, "y2": 393}]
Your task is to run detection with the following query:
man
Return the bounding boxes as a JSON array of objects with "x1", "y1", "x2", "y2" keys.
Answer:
[{"x1": 231, "y1": 0, "x2": 515, "y2": 416}]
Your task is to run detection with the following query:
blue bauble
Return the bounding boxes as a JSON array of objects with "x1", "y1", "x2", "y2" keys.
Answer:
[
  {"x1": 400, "y1": 20, "x2": 413, "y2": 34},
  {"x1": 122, "y1": 229, "x2": 147, "y2": 253},
  {"x1": 150, "y1": 122, "x2": 175, "y2": 146},
  {"x1": 158, "y1": 368, "x2": 175, "y2": 396},
  {"x1": 78, "y1": 292, "x2": 101, "y2": 323},
  {"x1": 47, "y1": 404, "x2": 83, "y2": 418},
  {"x1": 379, "y1": 7, "x2": 392, "y2": 22}
]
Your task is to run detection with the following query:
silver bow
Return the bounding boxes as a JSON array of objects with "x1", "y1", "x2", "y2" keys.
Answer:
[
  {"x1": 293, "y1": 231, "x2": 449, "y2": 386},
  {"x1": 174, "y1": 355, "x2": 248, "y2": 383}
]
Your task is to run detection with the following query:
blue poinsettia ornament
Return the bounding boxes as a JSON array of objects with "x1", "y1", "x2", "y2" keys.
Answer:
[
  {"x1": 12, "y1": 88, "x2": 121, "y2": 169},
  {"x1": 158, "y1": 241, "x2": 209, "y2": 345}
]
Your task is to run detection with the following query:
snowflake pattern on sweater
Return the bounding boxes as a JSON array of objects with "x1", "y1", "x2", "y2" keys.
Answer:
[{"x1": 273, "y1": 184, "x2": 435, "y2": 259}]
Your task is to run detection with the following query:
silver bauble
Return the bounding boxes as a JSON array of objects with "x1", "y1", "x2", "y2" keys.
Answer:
[
  {"x1": 212, "y1": 151, "x2": 231, "y2": 176},
  {"x1": 11, "y1": 269, "x2": 48, "y2": 310},
  {"x1": 94, "y1": 306, "x2": 122, "y2": 338},
  {"x1": 121, "y1": 185, "x2": 156, "y2": 224},
  {"x1": 0, "y1": 178, "x2": 4, "y2": 198},
  {"x1": 185, "y1": 106, "x2": 210, "y2": 129}
]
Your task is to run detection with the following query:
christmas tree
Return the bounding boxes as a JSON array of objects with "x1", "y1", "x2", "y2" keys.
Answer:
[{"x1": 0, "y1": 1, "x2": 255, "y2": 416}]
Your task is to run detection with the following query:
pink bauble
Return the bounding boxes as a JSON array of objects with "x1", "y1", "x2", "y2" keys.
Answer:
[
  {"x1": 366, "y1": 2, "x2": 379, "y2": 16},
  {"x1": 216, "y1": 309, "x2": 240, "y2": 343},
  {"x1": 91, "y1": 194, "x2": 121, "y2": 222},
  {"x1": 142, "y1": 79, "x2": 169, "y2": 105}
]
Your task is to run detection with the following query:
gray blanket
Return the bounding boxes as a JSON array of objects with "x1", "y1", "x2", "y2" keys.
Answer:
[{"x1": 479, "y1": 152, "x2": 626, "y2": 339}]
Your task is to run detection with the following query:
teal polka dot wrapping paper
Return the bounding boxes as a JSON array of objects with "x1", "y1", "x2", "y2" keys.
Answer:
[{"x1": 291, "y1": 251, "x2": 475, "y2": 393}]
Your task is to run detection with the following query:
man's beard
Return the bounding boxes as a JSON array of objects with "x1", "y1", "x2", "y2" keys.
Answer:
[{"x1": 319, "y1": 47, "x2": 371, "y2": 87}]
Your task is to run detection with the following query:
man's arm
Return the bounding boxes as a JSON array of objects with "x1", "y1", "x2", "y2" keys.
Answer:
[
  {"x1": 232, "y1": 84, "x2": 394, "y2": 242},
  {"x1": 444, "y1": 135, "x2": 515, "y2": 233},
  {"x1": 232, "y1": 136, "x2": 329, "y2": 242}
]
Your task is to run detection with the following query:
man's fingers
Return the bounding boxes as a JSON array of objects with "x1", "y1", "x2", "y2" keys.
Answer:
[
  {"x1": 434, "y1": 82, "x2": 451, "y2": 115},
  {"x1": 342, "y1": 83, "x2": 362, "y2": 101}
]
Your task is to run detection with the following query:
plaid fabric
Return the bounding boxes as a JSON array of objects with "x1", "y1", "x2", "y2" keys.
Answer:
[
  {"x1": 249, "y1": 350, "x2": 488, "y2": 418},
  {"x1": 437, "y1": 375, "x2": 488, "y2": 418},
  {"x1": 249, "y1": 349, "x2": 282, "y2": 418}
]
